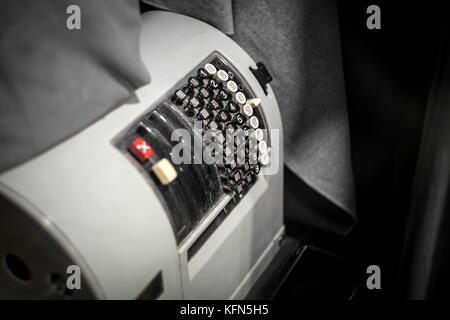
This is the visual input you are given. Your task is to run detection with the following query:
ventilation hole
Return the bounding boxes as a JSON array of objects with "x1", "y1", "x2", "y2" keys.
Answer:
[{"x1": 4, "y1": 254, "x2": 32, "y2": 281}]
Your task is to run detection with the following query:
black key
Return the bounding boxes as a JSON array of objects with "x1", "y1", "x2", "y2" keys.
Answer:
[
  {"x1": 252, "y1": 163, "x2": 261, "y2": 174},
  {"x1": 199, "y1": 87, "x2": 211, "y2": 99},
  {"x1": 207, "y1": 78, "x2": 221, "y2": 90},
  {"x1": 243, "y1": 126, "x2": 251, "y2": 138},
  {"x1": 182, "y1": 85, "x2": 194, "y2": 96},
  {"x1": 217, "y1": 89, "x2": 231, "y2": 101},
  {"x1": 225, "y1": 157, "x2": 238, "y2": 170},
  {"x1": 236, "y1": 147, "x2": 246, "y2": 164},
  {"x1": 216, "y1": 110, "x2": 231, "y2": 122},
  {"x1": 233, "y1": 182, "x2": 245, "y2": 195},
  {"x1": 207, "y1": 98, "x2": 221, "y2": 110},
  {"x1": 197, "y1": 68, "x2": 209, "y2": 79},
  {"x1": 248, "y1": 149, "x2": 258, "y2": 163},
  {"x1": 230, "y1": 170, "x2": 242, "y2": 184},
  {"x1": 207, "y1": 120, "x2": 220, "y2": 131},
  {"x1": 197, "y1": 107, "x2": 213, "y2": 120},
  {"x1": 188, "y1": 97, "x2": 203, "y2": 109},
  {"x1": 226, "y1": 102, "x2": 240, "y2": 113},
  {"x1": 183, "y1": 106, "x2": 195, "y2": 117},
  {"x1": 188, "y1": 77, "x2": 201, "y2": 89},
  {"x1": 216, "y1": 131, "x2": 226, "y2": 145},
  {"x1": 225, "y1": 122, "x2": 237, "y2": 133},
  {"x1": 171, "y1": 89, "x2": 186, "y2": 106},
  {"x1": 234, "y1": 113, "x2": 246, "y2": 126},
  {"x1": 234, "y1": 134, "x2": 245, "y2": 148},
  {"x1": 244, "y1": 173, "x2": 254, "y2": 185},
  {"x1": 223, "y1": 145, "x2": 233, "y2": 158}
]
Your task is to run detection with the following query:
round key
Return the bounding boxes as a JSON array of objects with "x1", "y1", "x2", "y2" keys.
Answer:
[
  {"x1": 207, "y1": 98, "x2": 221, "y2": 110},
  {"x1": 245, "y1": 173, "x2": 253, "y2": 185},
  {"x1": 207, "y1": 120, "x2": 219, "y2": 130},
  {"x1": 197, "y1": 108, "x2": 212, "y2": 120},
  {"x1": 258, "y1": 140, "x2": 268, "y2": 154},
  {"x1": 188, "y1": 97, "x2": 203, "y2": 109},
  {"x1": 207, "y1": 78, "x2": 221, "y2": 90},
  {"x1": 198, "y1": 68, "x2": 209, "y2": 79},
  {"x1": 260, "y1": 152, "x2": 270, "y2": 166},
  {"x1": 247, "y1": 116, "x2": 259, "y2": 129},
  {"x1": 253, "y1": 163, "x2": 261, "y2": 174},
  {"x1": 254, "y1": 128, "x2": 264, "y2": 141},
  {"x1": 216, "y1": 110, "x2": 231, "y2": 122},
  {"x1": 216, "y1": 131, "x2": 226, "y2": 145},
  {"x1": 188, "y1": 77, "x2": 201, "y2": 89},
  {"x1": 204, "y1": 63, "x2": 217, "y2": 75},
  {"x1": 216, "y1": 69, "x2": 229, "y2": 82},
  {"x1": 226, "y1": 158, "x2": 237, "y2": 170},
  {"x1": 172, "y1": 89, "x2": 186, "y2": 106},
  {"x1": 199, "y1": 87, "x2": 211, "y2": 99},
  {"x1": 225, "y1": 122, "x2": 237, "y2": 132},
  {"x1": 234, "y1": 92, "x2": 246, "y2": 105},
  {"x1": 249, "y1": 149, "x2": 258, "y2": 163},
  {"x1": 217, "y1": 89, "x2": 231, "y2": 101},
  {"x1": 226, "y1": 80, "x2": 238, "y2": 93},
  {"x1": 183, "y1": 106, "x2": 195, "y2": 117},
  {"x1": 234, "y1": 113, "x2": 246, "y2": 126},
  {"x1": 230, "y1": 170, "x2": 242, "y2": 184},
  {"x1": 226, "y1": 102, "x2": 239, "y2": 113},
  {"x1": 241, "y1": 103, "x2": 253, "y2": 117},
  {"x1": 233, "y1": 182, "x2": 244, "y2": 195}
]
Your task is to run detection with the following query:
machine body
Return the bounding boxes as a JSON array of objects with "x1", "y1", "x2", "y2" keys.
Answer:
[{"x1": 0, "y1": 11, "x2": 284, "y2": 299}]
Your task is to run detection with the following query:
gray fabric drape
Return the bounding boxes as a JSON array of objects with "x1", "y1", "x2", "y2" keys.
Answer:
[
  {"x1": 145, "y1": 0, "x2": 356, "y2": 233},
  {"x1": 0, "y1": 0, "x2": 150, "y2": 172}
]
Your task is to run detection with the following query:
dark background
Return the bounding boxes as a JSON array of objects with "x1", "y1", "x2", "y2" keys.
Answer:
[{"x1": 284, "y1": 0, "x2": 448, "y2": 299}]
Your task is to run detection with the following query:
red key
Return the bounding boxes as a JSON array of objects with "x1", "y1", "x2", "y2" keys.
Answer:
[{"x1": 128, "y1": 137, "x2": 154, "y2": 163}]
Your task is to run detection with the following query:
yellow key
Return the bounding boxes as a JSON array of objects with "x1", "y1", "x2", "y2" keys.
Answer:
[{"x1": 152, "y1": 158, "x2": 177, "y2": 185}]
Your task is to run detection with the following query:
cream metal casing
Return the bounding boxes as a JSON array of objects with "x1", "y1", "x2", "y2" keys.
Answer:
[{"x1": 0, "y1": 11, "x2": 284, "y2": 299}]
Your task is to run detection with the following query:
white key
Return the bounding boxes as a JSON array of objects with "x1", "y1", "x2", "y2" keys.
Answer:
[
  {"x1": 234, "y1": 91, "x2": 246, "y2": 105},
  {"x1": 216, "y1": 69, "x2": 229, "y2": 82},
  {"x1": 260, "y1": 152, "x2": 270, "y2": 166},
  {"x1": 254, "y1": 128, "x2": 264, "y2": 141},
  {"x1": 204, "y1": 63, "x2": 217, "y2": 75},
  {"x1": 258, "y1": 140, "x2": 268, "y2": 154},
  {"x1": 241, "y1": 103, "x2": 253, "y2": 117},
  {"x1": 226, "y1": 80, "x2": 238, "y2": 93},
  {"x1": 247, "y1": 115, "x2": 259, "y2": 129}
]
